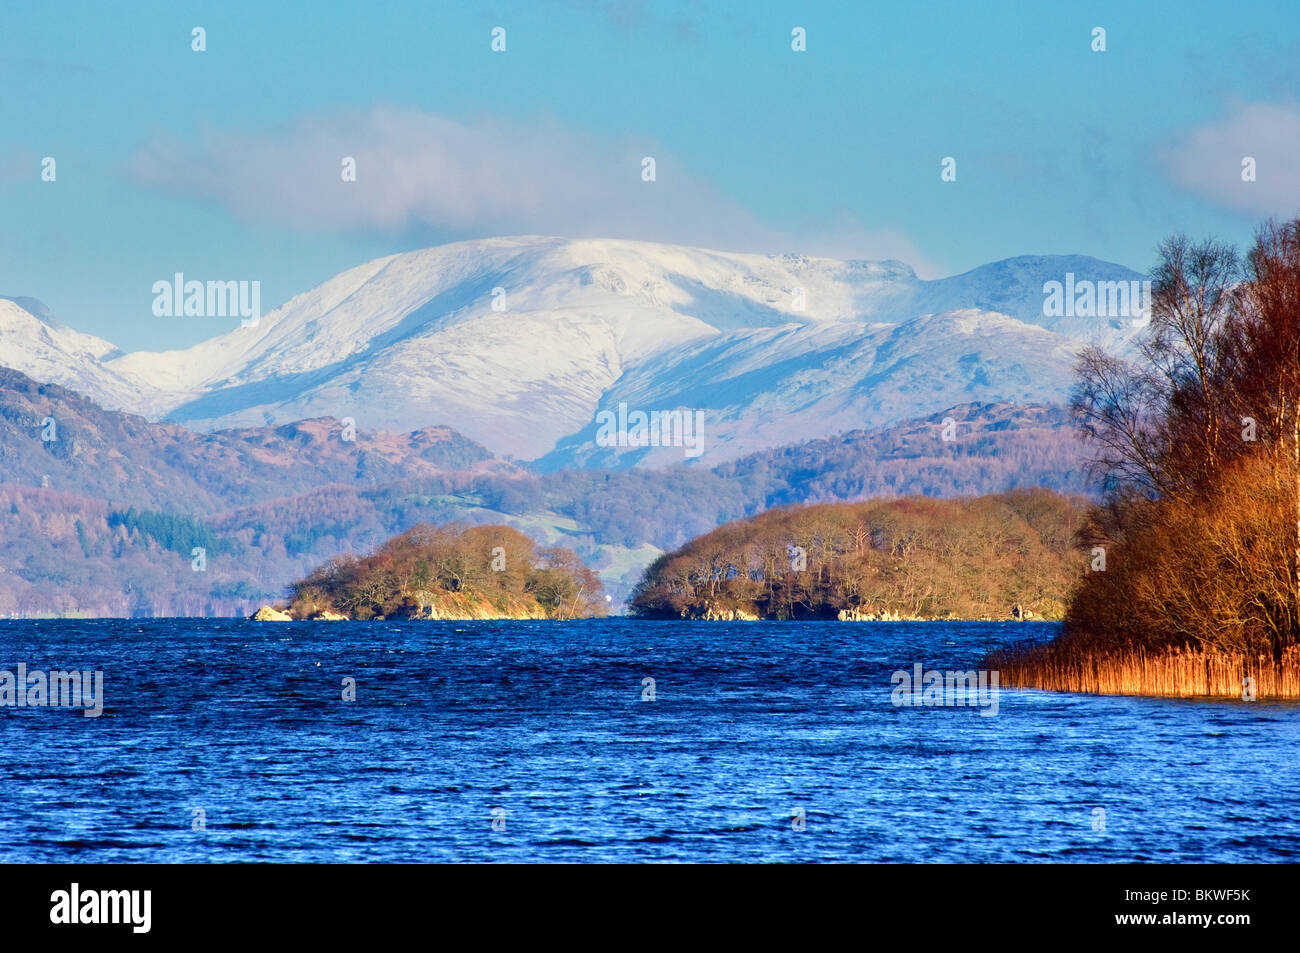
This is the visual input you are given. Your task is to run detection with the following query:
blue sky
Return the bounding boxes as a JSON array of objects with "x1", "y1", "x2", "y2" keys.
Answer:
[{"x1": 2, "y1": 0, "x2": 1298, "y2": 351}]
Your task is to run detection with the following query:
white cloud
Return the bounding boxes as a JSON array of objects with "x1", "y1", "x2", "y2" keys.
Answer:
[
  {"x1": 1160, "y1": 101, "x2": 1300, "y2": 216},
  {"x1": 125, "y1": 104, "x2": 937, "y2": 272},
  {"x1": 127, "y1": 105, "x2": 756, "y2": 244}
]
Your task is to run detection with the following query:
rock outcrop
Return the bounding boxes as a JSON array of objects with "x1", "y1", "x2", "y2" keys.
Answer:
[
  {"x1": 837, "y1": 607, "x2": 902, "y2": 621},
  {"x1": 250, "y1": 605, "x2": 293, "y2": 621},
  {"x1": 681, "y1": 604, "x2": 759, "y2": 621}
]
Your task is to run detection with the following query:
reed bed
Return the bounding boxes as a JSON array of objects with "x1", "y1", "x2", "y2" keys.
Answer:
[{"x1": 988, "y1": 642, "x2": 1300, "y2": 698}]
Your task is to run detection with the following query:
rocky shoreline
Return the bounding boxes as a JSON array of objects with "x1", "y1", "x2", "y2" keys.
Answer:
[
  {"x1": 661, "y1": 601, "x2": 1046, "y2": 622},
  {"x1": 250, "y1": 600, "x2": 1047, "y2": 623},
  {"x1": 249, "y1": 598, "x2": 548, "y2": 622}
]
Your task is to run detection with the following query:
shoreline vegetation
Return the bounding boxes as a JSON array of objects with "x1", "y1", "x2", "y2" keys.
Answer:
[
  {"x1": 989, "y1": 641, "x2": 1300, "y2": 698},
  {"x1": 252, "y1": 523, "x2": 606, "y2": 621},
  {"x1": 989, "y1": 218, "x2": 1300, "y2": 699}
]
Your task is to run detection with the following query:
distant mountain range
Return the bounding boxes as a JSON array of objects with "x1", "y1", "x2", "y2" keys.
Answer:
[
  {"x1": 1, "y1": 237, "x2": 1146, "y2": 467},
  {"x1": 0, "y1": 236, "x2": 1131, "y2": 614}
]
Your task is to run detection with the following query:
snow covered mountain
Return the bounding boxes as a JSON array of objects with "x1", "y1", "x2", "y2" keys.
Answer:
[
  {"x1": 1, "y1": 237, "x2": 1149, "y2": 467},
  {"x1": 0, "y1": 297, "x2": 169, "y2": 412},
  {"x1": 538, "y1": 308, "x2": 1082, "y2": 469}
]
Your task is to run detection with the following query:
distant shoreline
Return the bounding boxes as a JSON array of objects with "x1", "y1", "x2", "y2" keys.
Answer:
[{"x1": 0, "y1": 614, "x2": 1064, "y2": 623}]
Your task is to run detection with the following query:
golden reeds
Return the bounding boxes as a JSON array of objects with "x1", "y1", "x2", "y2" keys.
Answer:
[{"x1": 988, "y1": 642, "x2": 1300, "y2": 698}]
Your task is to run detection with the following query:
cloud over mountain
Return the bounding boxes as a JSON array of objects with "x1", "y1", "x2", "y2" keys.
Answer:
[
  {"x1": 1160, "y1": 101, "x2": 1300, "y2": 216},
  {"x1": 124, "y1": 105, "x2": 933, "y2": 269}
]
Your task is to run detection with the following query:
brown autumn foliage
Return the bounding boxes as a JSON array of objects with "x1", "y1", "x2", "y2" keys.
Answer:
[
  {"x1": 1056, "y1": 218, "x2": 1300, "y2": 661},
  {"x1": 630, "y1": 488, "x2": 1085, "y2": 620},
  {"x1": 1063, "y1": 452, "x2": 1296, "y2": 655},
  {"x1": 287, "y1": 522, "x2": 607, "y2": 620}
]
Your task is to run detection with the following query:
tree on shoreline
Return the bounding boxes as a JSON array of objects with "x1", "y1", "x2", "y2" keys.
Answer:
[{"x1": 1066, "y1": 218, "x2": 1300, "y2": 658}]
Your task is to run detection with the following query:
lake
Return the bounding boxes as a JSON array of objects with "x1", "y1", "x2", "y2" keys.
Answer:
[{"x1": 0, "y1": 619, "x2": 1295, "y2": 863}]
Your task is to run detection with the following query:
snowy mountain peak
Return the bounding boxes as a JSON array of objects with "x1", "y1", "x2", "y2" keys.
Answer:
[
  {"x1": 2, "y1": 236, "x2": 1147, "y2": 465},
  {"x1": 0, "y1": 297, "x2": 153, "y2": 408}
]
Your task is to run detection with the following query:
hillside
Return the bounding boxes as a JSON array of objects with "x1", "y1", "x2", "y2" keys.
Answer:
[
  {"x1": 630, "y1": 489, "x2": 1087, "y2": 621},
  {"x1": 0, "y1": 367, "x2": 1089, "y2": 616},
  {"x1": 0, "y1": 367, "x2": 506, "y2": 513}
]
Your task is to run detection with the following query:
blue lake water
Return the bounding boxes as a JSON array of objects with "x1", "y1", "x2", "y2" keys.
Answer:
[{"x1": 0, "y1": 619, "x2": 1296, "y2": 863}]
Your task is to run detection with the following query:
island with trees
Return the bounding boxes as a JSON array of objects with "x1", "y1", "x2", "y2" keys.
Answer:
[
  {"x1": 629, "y1": 489, "x2": 1084, "y2": 621},
  {"x1": 255, "y1": 523, "x2": 606, "y2": 621}
]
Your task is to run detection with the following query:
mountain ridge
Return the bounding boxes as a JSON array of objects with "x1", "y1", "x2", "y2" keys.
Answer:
[{"x1": 1, "y1": 236, "x2": 1145, "y2": 467}]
